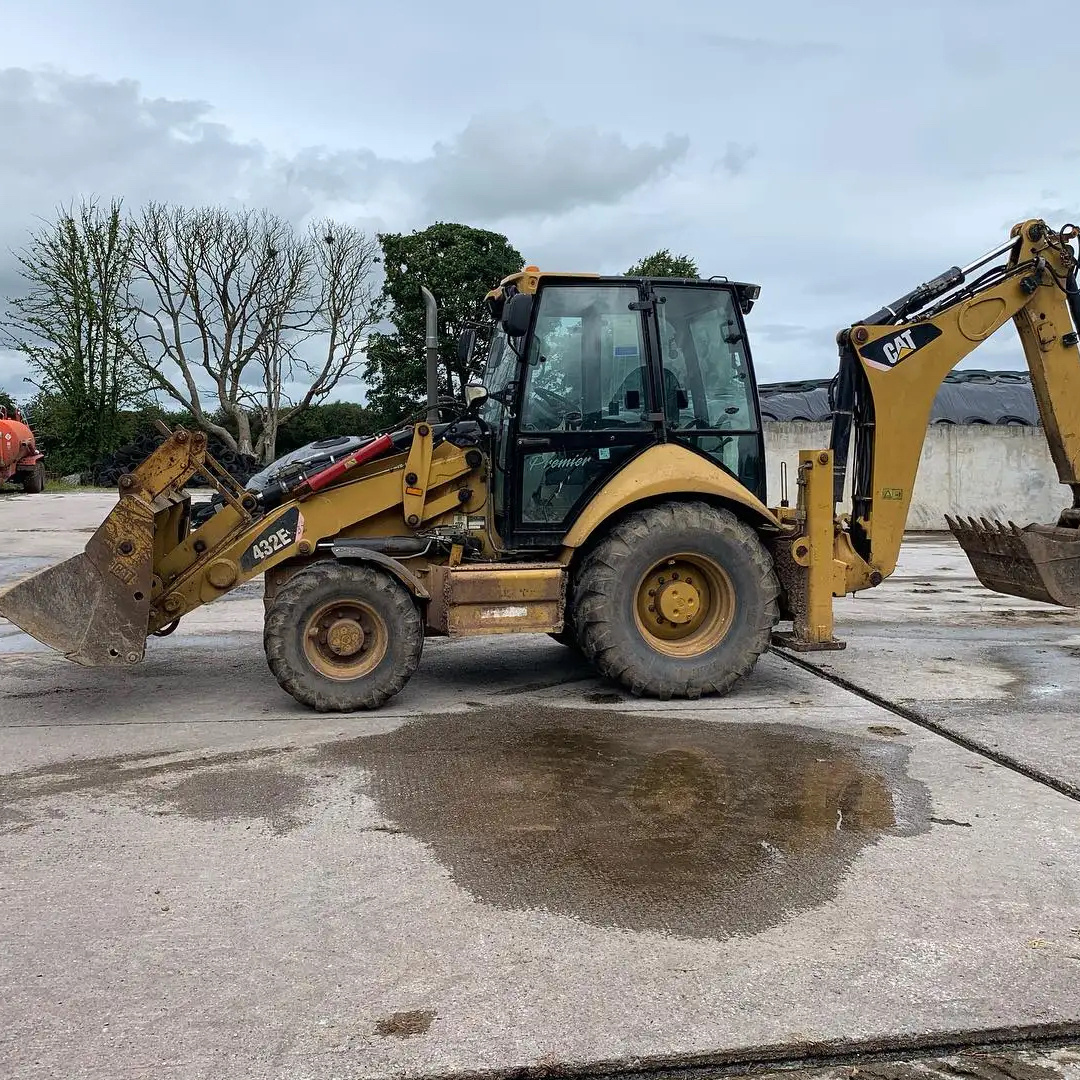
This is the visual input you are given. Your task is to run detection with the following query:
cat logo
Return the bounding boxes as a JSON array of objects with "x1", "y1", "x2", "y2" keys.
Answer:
[
  {"x1": 882, "y1": 329, "x2": 917, "y2": 366},
  {"x1": 858, "y1": 322, "x2": 942, "y2": 370}
]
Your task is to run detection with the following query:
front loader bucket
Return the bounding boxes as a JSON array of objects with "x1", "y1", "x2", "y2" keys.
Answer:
[
  {"x1": 0, "y1": 480, "x2": 169, "y2": 665},
  {"x1": 946, "y1": 515, "x2": 1080, "y2": 608},
  {"x1": 0, "y1": 427, "x2": 235, "y2": 666}
]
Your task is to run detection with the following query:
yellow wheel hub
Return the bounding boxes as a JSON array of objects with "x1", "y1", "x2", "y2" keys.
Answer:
[
  {"x1": 304, "y1": 600, "x2": 388, "y2": 681},
  {"x1": 634, "y1": 553, "x2": 736, "y2": 658},
  {"x1": 657, "y1": 581, "x2": 701, "y2": 624},
  {"x1": 326, "y1": 618, "x2": 364, "y2": 657}
]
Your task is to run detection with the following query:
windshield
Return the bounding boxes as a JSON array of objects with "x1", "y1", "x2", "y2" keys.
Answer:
[{"x1": 521, "y1": 285, "x2": 649, "y2": 430}]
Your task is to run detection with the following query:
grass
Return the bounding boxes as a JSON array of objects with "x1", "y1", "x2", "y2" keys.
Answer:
[{"x1": 0, "y1": 478, "x2": 115, "y2": 495}]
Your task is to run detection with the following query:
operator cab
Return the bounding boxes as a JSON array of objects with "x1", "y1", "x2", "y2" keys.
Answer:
[{"x1": 478, "y1": 269, "x2": 765, "y2": 549}]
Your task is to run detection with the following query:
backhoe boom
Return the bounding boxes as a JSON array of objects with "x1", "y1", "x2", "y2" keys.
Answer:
[{"x1": 826, "y1": 218, "x2": 1080, "y2": 603}]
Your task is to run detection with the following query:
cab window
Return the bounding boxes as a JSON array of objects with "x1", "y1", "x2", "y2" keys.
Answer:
[
  {"x1": 479, "y1": 328, "x2": 515, "y2": 425},
  {"x1": 654, "y1": 286, "x2": 756, "y2": 431},
  {"x1": 654, "y1": 285, "x2": 761, "y2": 487},
  {"x1": 521, "y1": 285, "x2": 651, "y2": 431}
]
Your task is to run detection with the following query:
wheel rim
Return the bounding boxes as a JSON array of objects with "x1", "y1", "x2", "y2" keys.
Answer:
[
  {"x1": 302, "y1": 598, "x2": 388, "y2": 681},
  {"x1": 633, "y1": 552, "x2": 736, "y2": 657}
]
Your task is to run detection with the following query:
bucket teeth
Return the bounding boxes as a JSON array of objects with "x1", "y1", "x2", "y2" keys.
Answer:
[{"x1": 946, "y1": 511, "x2": 1080, "y2": 608}]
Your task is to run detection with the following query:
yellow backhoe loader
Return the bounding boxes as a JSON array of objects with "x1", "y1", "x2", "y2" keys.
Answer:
[{"x1": 2, "y1": 219, "x2": 1079, "y2": 711}]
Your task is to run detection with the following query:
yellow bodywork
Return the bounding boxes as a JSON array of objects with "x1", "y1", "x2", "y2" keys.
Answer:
[
  {"x1": 2, "y1": 218, "x2": 1079, "y2": 677},
  {"x1": 559, "y1": 441, "x2": 778, "y2": 552},
  {"x1": 845, "y1": 220, "x2": 1080, "y2": 580}
]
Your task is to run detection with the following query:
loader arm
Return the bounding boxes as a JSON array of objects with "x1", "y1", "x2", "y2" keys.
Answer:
[
  {"x1": 827, "y1": 219, "x2": 1080, "y2": 598},
  {"x1": 0, "y1": 420, "x2": 484, "y2": 666}
]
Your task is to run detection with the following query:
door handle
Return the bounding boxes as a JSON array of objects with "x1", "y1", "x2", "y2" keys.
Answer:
[{"x1": 517, "y1": 437, "x2": 551, "y2": 448}]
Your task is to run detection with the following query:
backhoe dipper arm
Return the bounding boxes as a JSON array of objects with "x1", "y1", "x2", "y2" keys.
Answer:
[{"x1": 828, "y1": 219, "x2": 1080, "y2": 588}]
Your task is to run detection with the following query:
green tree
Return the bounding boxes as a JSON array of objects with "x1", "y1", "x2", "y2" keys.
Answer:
[
  {"x1": 0, "y1": 388, "x2": 16, "y2": 416},
  {"x1": 625, "y1": 249, "x2": 700, "y2": 278},
  {"x1": 0, "y1": 198, "x2": 147, "y2": 472},
  {"x1": 364, "y1": 222, "x2": 524, "y2": 427},
  {"x1": 275, "y1": 401, "x2": 376, "y2": 455}
]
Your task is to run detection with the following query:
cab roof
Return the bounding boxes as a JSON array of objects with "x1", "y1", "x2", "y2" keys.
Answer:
[{"x1": 488, "y1": 267, "x2": 759, "y2": 301}]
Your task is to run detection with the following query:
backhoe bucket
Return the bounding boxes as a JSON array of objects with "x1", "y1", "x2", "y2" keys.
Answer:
[
  {"x1": 0, "y1": 427, "x2": 228, "y2": 666},
  {"x1": 946, "y1": 515, "x2": 1080, "y2": 608}
]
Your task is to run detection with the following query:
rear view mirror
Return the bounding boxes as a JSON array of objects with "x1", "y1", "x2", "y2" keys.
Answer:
[
  {"x1": 501, "y1": 293, "x2": 533, "y2": 338},
  {"x1": 457, "y1": 328, "x2": 477, "y2": 367},
  {"x1": 465, "y1": 384, "x2": 488, "y2": 410}
]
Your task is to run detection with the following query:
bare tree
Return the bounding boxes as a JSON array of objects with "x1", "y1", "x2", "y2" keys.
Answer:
[
  {"x1": 131, "y1": 203, "x2": 381, "y2": 463},
  {"x1": 255, "y1": 219, "x2": 382, "y2": 461}
]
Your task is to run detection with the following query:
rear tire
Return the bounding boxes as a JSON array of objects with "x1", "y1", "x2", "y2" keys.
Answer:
[
  {"x1": 547, "y1": 609, "x2": 580, "y2": 650},
  {"x1": 20, "y1": 462, "x2": 45, "y2": 493},
  {"x1": 547, "y1": 628, "x2": 579, "y2": 649},
  {"x1": 263, "y1": 561, "x2": 423, "y2": 712},
  {"x1": 572, "y1": 500, "x2": 779, "y2": 699}
]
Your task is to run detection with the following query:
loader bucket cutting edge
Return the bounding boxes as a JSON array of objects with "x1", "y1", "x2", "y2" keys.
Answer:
[
  {"x1": 0, "y1": 496, "x2": 158, "y2": 666},
  {"x1": 945, "y1": 514, "x2": 1080, "y2": 608}
]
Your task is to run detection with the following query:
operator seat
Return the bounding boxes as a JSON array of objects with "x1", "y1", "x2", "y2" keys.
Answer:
[{"x1": 618, "y1": 365, "x2": 685, "y2": 425}]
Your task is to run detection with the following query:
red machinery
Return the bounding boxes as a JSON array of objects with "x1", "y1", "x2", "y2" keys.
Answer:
[{"x1": 0, "y1": 405, "x2": 45, "y2": 493}]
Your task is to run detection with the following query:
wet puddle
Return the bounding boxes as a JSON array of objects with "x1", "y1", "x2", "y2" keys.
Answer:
[
  {"x1": 0, "y1": 746, "x2": 315, "y2": 836},
  {"x1": 320, "y1": 705, "x2": 932, "y2": 939},
  {"x1": 2, "y1": 706, "x2": 933, "y2": 938}
]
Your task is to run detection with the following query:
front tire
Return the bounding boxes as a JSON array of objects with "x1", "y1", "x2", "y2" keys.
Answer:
[
  {"x1": 263, "y1": 561, "x2": 423, "y2": 712},
  {"x1": 572, "y1": 501, "x2": 779, "y2": 699}
]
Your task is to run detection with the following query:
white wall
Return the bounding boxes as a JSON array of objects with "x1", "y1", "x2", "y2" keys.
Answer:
[{"x1": 763, "y1": 422, "x2": 1068, "y2": 530}]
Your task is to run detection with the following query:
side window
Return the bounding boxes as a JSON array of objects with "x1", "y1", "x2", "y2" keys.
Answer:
[
  {"x1": 654, "y1": 287, "x2": 757, "y2": 431},
  {"x1": 479, "y1": 329, "x2": 515, "y2": 425},
  {"x1": 521, "y1": 286, "x2": 650, "y2": 431}
]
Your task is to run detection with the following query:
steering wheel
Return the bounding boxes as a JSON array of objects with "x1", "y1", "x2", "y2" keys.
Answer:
[{"x1": 531, "y1": 385, "x2": 578, "y2": 411}]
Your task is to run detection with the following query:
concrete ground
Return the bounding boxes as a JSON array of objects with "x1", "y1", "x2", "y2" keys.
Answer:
[{"x1": 2, "y1": 492, "x2": 1079, "y2": 1080}]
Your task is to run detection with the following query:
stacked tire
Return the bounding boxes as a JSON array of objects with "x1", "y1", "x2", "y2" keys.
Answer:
[{"x1": 89, "y1": 434, "x2": 259, "y2": 489}]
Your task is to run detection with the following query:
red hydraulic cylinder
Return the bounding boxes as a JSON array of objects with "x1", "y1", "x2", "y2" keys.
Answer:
[{"x1": 297, "y1": 433, "x2": 395, "y2": 497}]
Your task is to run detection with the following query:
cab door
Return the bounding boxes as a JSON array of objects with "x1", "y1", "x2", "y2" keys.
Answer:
[
  {"x1": 651, "y1": 283, "x2": 766, "y2": 501},
  {"x1": 475, "y1": 327, "x2": 518, "y2": 543},
  {"x1": 508, "y1": 282, "x2": 663, "y2": 549}
]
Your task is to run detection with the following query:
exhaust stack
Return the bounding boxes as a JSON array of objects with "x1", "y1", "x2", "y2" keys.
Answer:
[{"x1": 421, "y1": 285, "x2": 440, "y2": 425}]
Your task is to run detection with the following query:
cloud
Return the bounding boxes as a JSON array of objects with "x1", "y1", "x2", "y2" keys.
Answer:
[
  {"x1": 716, "y1": 142, "x2": 757, "y2": 177},
  {"x1": 3, "y1": 0, "x2": 1080, "y2": 406},
  {"x1": 419, "y1": 116, "x2": 689, "y2": 220},
  {"x1": 0, "y1": 67, "x2": 692, "y2": 244},
  {"x1": 0, "y1": 68, "x2": 274, "y2": 210},
  {"x1": 698, "y1": 33, "x2": 840, "y2": 61},
  {"x1": 755, "y1": 323, "x2": 830, "y2": 345},
  {"x1": 0, "y1": 66, "x2": 691, "y2": 398}
]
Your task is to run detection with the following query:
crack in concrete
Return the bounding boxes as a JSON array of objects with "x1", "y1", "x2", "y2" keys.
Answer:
[{"x1": 774, "y1": 650, "x2": 1080, "y2": 804}]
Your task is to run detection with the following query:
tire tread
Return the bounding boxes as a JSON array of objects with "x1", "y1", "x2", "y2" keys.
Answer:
[
  {"x1": 263, "y1": 561, "x2": 422, "y2": 712},
  {"x1": 574, "y1": 500, "x2": 779, "y2": 699}
]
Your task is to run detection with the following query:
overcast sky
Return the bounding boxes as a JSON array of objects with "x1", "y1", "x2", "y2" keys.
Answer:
[{"x1": 2, "y1": 0, "x2": 1078, "y2": 404}]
